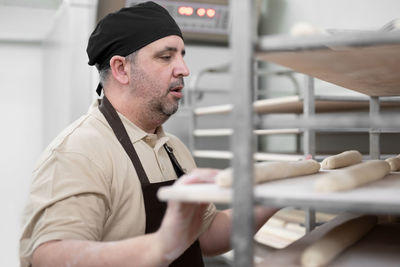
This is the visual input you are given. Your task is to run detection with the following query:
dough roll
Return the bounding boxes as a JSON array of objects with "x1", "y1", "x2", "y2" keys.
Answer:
[
  {"x1": 321, "y1": 150, "x2": 362, "y2": 169},
  {"x1": 301, "y1": 215, "x2": 377, "y2": 267},
  {"x1": 385, "y1": 157, "x2": 400, "y2": 171},
  {"x1": 216, "y1": 160, "x2": 320, "y2": 187},
  {"x1": 315, "y1": 160, "x2": 390, "y2": 192}
]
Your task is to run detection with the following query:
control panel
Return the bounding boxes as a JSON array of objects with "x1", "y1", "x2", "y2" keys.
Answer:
[{"x1": 126, "y1": 0, "x2": 230, "y2": 45}]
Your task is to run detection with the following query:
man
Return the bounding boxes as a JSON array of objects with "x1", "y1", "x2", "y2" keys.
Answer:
[{"x1": 20, "y1": 2, "x2": 277, "y2": 266}]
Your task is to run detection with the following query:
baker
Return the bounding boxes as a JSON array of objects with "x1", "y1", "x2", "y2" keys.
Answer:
[{"x1": 19, "y1": 2, "x2": 277, "y2": 266}]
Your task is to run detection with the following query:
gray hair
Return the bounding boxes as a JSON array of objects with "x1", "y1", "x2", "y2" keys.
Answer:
[{"x1": 97, "y1": 51, "x2": 138, "y2": 87}]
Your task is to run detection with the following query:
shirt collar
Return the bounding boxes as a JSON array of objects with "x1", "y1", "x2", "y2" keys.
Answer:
[{"x1": 90, "y1": 98, "x2": 169, "y2": 146}]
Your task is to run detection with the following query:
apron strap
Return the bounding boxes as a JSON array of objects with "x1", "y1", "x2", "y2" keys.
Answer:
[
  {"x1": 99, "y1": 96, "x2": 185, "y2": 182},
  {"x1": 99, "y1": 96, "x2": 150, "y2": 185},
  {"x1": 164, "y1": 144, "x2": 186, "y2": 177}
]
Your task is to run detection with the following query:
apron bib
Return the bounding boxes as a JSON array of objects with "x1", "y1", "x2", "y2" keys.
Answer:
[{"x1": 99, "y1": 96, "x2": 204, "y2": 267}]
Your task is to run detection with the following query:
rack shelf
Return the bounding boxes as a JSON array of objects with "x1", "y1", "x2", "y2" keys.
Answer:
[
  {"x1": 193, "y1": 95, "x2": 400, "y2": 116},
  {"x1": 257, "y1": 31, "x2": 400, "y2": 97},
  {"x1": 193, "y1": 150, "x2": 306, "y2": 161},
  {"x1": 255, "y1": 213, "x2": 400, "y2": 267},
  {"x1": 193, "y1": 128, "x2": 301, "y2": 137},
  {"x1": 158, "y1": 171, "x2": 400, "y2": 215}
]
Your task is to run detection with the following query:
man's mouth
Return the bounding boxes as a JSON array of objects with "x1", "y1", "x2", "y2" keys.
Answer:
[{"x1": 169, "y1": 86, "x2": 183, "y2": 99}]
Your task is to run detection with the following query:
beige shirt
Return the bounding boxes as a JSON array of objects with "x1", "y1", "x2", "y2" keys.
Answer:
[{"x1": 20, "y1": 100, "x2": 217, "y2": 266}]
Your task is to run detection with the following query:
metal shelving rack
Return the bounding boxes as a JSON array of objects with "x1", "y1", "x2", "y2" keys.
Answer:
[
  {"x1": 185, "y1": 2, "x2": 400, "y2": 266},
  {"x1": 188, "y1": 66, "x2": 400, "y2": 165},
  {"x1": 161, "y1": 2, "x2": 400, "y2": 267},
  {"x1": 230, "y1": 1, "x2": 255, "y2": 266},
  {"x1": 231, "y1": 1, "x2": 400, "y2": 266}
]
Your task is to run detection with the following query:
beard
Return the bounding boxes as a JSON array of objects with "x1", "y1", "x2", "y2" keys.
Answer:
[
  {"x1": 149, "y1": 94, "x2": 179, "y2": 117},
  {"x1": 129, "y1": 66, "x2": 184, "y2": 120},
  {"x1": 157, "y1": 78, "x2": 184, "y2": 116}
]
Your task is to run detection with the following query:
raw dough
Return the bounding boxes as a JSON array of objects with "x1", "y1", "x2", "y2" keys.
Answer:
[
  {"x1": 301, "y1": 215, "x2": 377, "y2": 267},
  {"x1": 386, "y1": 157, "x2": 400, "y2": 171},
  {"x1": 215, "y1": 160, "x2": 320, "y2": 187},
  {"x1": 321, "y1": 150, "x2": 362, "y2": 169},
  {"x1": 315, "y1": 160, "x2": 390, "y2": 192},
  {"x1": 290, "y1": 22, "x2": 326, "y2": 36}
]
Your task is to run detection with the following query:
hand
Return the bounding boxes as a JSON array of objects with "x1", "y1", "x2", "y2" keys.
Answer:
[
  {"x1": 175, "y1": 168, "x2": 220, "y2": 185},
  {"x1": 155, "y1": 168, "x2": 219, "y2": 263}
]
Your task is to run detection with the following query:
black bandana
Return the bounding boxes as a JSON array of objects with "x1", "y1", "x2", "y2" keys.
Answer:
[{"x1": 86, "y1": 1, "x2": 183, "y2": 95}]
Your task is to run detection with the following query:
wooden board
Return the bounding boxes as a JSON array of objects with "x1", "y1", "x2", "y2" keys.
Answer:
[
  {"x1": 257, "y1": 44, "x2": 400, "y2": 97},
  {"x1": 255, "y1": 209, "x2": 308, "y2": 249},
  {"x1": 254, "y1": 224, "x2": 304, "y2": 249},
  {"x1": 157, "y1": 172, "x2": 400, "y2": 215},
  {"x1": 193, "y1": 128, "x2": 301, "y2": 136},
  {"x1": 252, "y1": 172, "x2": 400, "y2": 214},
  {"x1": 256, "y1": 214, "x2": 400, "y2": 267},
  {"x1": 254, "y1": 96, "x2": 400, "y2": 113},
  {"x1": 193, "y1": 150, "x2": 305, "y2": 161},
  {"x1": 194, "y1": 96, "x2": 400, "y2": 115}
]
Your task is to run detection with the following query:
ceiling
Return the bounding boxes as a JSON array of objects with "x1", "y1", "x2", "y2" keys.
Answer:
[{"x1": 0, "y1": 0, "x2": 62, "y2": 9}]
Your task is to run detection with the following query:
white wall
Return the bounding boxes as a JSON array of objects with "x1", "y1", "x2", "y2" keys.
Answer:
[
  {"x1": 0, "y1": 1, "x2": 96, "y2": 266},
  {"x1": 0, "y1": 42, "x2": 44, "y2": 267},
  {"x1": 264, "y1": 0, "x2": 400, "y2": 34},
  {"x1": 0, "y1": 5, "x2": 53, "y2": 266},
  {"x1": 42, "y1": 0, "x2": 97, "y2": 144}
]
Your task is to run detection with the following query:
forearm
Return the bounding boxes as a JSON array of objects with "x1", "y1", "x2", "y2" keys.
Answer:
[
  {"x1": 32, "y1": 169, "x2": 218, "y2": 267},
  {"x1": 253, "y1": 206, "x2": 279, "y2": 231},
  {"x1": 32, "y1": 232, "x2": 170, "y2": 267},
  {"x1": 199, "y1": 209, "x2": 232, "y2": 256},
  {"x1": 199, "y1": 206, "x2": 279, "y2": 256}
]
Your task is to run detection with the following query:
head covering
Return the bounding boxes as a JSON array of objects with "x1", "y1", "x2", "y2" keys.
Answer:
[{"x1": 86, "y1": 1, "x2": 183, "y2": 95}]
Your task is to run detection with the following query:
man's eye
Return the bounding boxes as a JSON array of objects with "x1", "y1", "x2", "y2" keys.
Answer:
[{"x1": 160, "y1": 55, "x2": 171, "y2": 60}]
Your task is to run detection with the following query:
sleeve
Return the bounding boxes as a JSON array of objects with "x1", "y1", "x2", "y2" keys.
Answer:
[{"x1": 19, "y1": 150, "x2": 111, "y2": 266}]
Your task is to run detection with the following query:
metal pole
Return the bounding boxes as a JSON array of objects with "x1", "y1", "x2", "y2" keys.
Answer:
[
  {"x1": 303, "y1": 75, "x2": 316, "y2": 157},
  {"x1": 231, "y1": 0, "x2": 255, "y2": 266},
  {"x1": 305, "y1": 208, "x2": 316, "y2": 233},
  {"x1": 369, "y1": 96, "x2": 380, "y2": 159},
  {"x1": 303, "y1": 75, "x2": 316, "y2": 232},
  {"x1": 188, "y1": 74, "x2": 199, "y2": 154},
  {"x1": 188, "y1": 107, "x2": 197, "y2": 153}
]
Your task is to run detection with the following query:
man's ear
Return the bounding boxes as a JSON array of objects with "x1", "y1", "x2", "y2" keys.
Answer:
[{"x1": 109, "y1": 55, "x2": 129, "y2": 85}]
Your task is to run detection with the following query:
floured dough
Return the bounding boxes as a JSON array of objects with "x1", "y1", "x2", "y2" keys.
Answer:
[
  {"x1": 301, "y1": 215, "x2": 377, "y2": 267},
  {"x1": 216, "y1": 160, "x2": 320, "y2": 187},
  {"x1": 386, "y1": 157, "x2": 400, "y2": 171},
  {"x1": 321, "y1": 150, "x2": 362, "y2": 169},
  {"x1": 315, "y1": 160, "x2": 390, "y2": 192},
  {"x1": 290, "y1": 22, "x2": 325, "y2": 36}
]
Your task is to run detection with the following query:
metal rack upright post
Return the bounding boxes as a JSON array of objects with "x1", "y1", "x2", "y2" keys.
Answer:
[{"x1": 230, "y1": 1, "x2": 255, "y2": 266}]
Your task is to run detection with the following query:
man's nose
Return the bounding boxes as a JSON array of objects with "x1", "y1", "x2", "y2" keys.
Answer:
[{"x1": 174, "y1": 58, "x2": 190, "y2": 77}]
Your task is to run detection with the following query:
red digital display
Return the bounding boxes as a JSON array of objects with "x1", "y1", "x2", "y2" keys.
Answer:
[
  {"x1": 178, "y1": 6, "x2": 194, "y2": 16},
  {"x1": 196, "y1": 7, "x2": 206, "y2": 17},
  {"x1": 206, "y1": 8, "x2": 216, "y2": 18},
  {"x1": 178, "y1": 5, "x2": 216, "y2": 18}
]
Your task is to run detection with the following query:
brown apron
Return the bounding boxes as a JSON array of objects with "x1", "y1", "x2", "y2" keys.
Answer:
[{"x1": 99, "y1": 96, "x2": 204, "y2": 266}]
